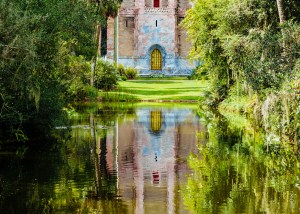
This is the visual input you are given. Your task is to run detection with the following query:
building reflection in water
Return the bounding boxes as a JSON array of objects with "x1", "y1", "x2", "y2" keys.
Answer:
[{"x1": 98, "y1": 107, "x2": 204, "y2": 213}]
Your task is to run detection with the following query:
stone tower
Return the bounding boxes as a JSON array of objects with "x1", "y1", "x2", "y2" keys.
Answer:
[{"x1": 107, "y1": 0, "x2": 195, "y2": 76}]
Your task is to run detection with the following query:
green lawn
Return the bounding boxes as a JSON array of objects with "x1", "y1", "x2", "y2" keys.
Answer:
[{"x1": 115, "y1": 79, "x2": 208, "y2": 101}]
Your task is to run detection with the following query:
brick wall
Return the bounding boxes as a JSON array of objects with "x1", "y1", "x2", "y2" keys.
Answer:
[
  {"x1": 178, "y1": 18, "x2": 191, "y2": 57},
  {"x1": 118, "y1": 17, "x2": 135, "y2": 57},
  {"x1": 145, "y1": 0, "x2": 151, "y2": 7},
  {"x1": 161, "y1": 0, "x2": 168, "y2": 7},
  {"x1": 106, "y1": 0, "x2": 196, "y2": 74},
  {"x1": 178, "y1": 0, "x2": 190, "y2": 9},
  {"x1": 136, "y1": 13, "x2": 176, "y2": 57},
  {"x1": 107, "y1": 17, "x2": 115, "y2": 60},
  {"x1": 122, "y1": 0, "x2": 135, "y2": 8}
]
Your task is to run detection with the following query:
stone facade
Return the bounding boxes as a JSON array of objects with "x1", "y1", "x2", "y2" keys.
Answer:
[{"x1": 107, "y1": 0, "x2": 196, "y2": 76}]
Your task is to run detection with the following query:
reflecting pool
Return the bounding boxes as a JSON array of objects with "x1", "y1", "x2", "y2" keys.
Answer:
[
  {"x1": 1, "y1": 103, "x2": 300, "y2": 213},
  {"x1": 0, "y1": 103, "x2": 202, "y2": 213},
  {"x1": 183, "y1": 112, "x2": 300, "y2": 214}
]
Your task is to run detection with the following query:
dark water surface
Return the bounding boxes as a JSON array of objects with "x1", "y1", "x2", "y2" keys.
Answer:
[
  {"x1": 0, "y1": 103, "x2": 300, "y2": 213},
  {"x1": 0, "y1": 103, "x2": 202, "y2": 213}
]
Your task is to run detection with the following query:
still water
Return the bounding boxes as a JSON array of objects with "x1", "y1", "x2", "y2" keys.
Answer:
[
  {"x1": 0, "y1": 103, "x2": 300, "y2": 213},
  {"x1": 0, "y1": 103, "x2": 202, "y2": 213}
]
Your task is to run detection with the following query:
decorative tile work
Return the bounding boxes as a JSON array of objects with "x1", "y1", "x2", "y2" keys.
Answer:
[{"x1": 144, "y1": 7, "x2": 170, "y2": 14}]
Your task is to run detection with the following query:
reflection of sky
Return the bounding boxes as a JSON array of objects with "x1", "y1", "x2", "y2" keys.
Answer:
[
  {"x1": 134, "y1": 108, "x2": 199, "y2": 172},
  {"x1": 114, "y1": 106, "x2": 201, "y2": 213},
  {"x1": 143, "y1": 133, "x2": 161, "y2": 153},
  {"x1": 136, "y1": 108, "x2": 198, "y2": 126}
]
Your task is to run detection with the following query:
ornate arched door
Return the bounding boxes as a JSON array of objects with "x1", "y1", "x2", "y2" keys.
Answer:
[{"x1": 151, "y1": 49, "x2": 162, "y2": 70}]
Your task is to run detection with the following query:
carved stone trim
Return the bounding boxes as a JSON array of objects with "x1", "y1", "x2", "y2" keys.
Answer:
[
  {"x1": 144, "y1": 7, "x2": 170, "y2": 14},
  {"x1": 119, "y1": 8, "x2": 139, "y2": 16}
]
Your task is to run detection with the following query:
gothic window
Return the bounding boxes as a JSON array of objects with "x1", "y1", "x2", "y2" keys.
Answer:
[
  {"x1": 151, "y1": 49, "x2": 162, "y2": 70},
  {"x1": 154, "y1": 0, "x2": 160, "y2": 8},
  {"x1": 125, "y1": 17, "x2": 134, "y2": 28}
]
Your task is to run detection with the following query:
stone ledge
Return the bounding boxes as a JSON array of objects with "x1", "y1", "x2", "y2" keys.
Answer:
[
  {"x1": 144, "y1": 7, "x2": 171, "y2": 14},
  {"x1": 119, "y1": 8, "x2": 139, "y2": 16},
  {"x1": 138, "y1": 73, "x2": 191, "y2": 77}
]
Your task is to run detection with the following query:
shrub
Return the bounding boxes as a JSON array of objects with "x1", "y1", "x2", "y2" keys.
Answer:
[
  {"x1": 187, "y1": 68, "x2": 198, "y2": 80},
  {"x1": 83, "y1": 85, "x2": 98, "y2": 100},
  {"x1": 65, "y1": 56, "x2": 92, "y2": 101},
  {"x1": 125, "y1": 67, "x2": 138, "y2": 79},
  {"x1": 95, "y1": 60, "x2": 119, "y2": 91},
  {"x1": 73, "y1": 85, "x2": 98, "y2": 101},
  {"x1": 121, "y1": 75, "x2": 127, "y2": 81},
  {"x1": 117, "y1": 64, "x2": 126, "y2": 76}
]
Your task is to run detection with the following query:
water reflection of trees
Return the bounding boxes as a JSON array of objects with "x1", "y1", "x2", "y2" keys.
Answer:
[
  {"x1": 64, "y1": 103, "x2": 134, "y2": 213},
  {"x1": 0, "y1": 103, "x2": 205, "y2": 213},
  {"x1": 0, "y1": 103, "x2": 135, "y2": 213},
  {"x1": 184, "y1": 112, "x2": 300, "y2": 213}
]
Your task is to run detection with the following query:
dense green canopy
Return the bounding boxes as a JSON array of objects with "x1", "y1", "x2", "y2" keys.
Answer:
[
  {"x1": 0, "y1": 0, "x2": 121, "y2": 143},
  {"x1": 183, "y1": 0, "x2": 300, "y2": 144}
]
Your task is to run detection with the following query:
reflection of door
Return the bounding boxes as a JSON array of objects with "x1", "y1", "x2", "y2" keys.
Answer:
[
  {"x1": 150, "y1": 111, "x2": 162, "y2": 133},
  {"x1": 151, "y1": 49, "x2": 162, "y2": 70}
]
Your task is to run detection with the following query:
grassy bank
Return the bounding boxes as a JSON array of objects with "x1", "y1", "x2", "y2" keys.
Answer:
[{"x1": 107, "y1": 79, "x2": 208, "y2": 102}]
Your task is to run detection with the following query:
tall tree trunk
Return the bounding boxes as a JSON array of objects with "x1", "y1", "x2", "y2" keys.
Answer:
[
  {"x1": 113, "y1": 15, "x2": 118, "y2": 63},
  {"x1": 96, "y1": 24, "x2": 102, "y2": 57},
  {"x1": 276, "y1": 0, "x2": 287, "y2": 59},
  {"x1": 91, "y1": 57, "x2": 96, "y2": 86},
  {"x1": 91, "y1": 24, "x2": 101, "y2": 86},
  {"x1": 276, "y1": 0, "x2": 285, "y2": 24}
]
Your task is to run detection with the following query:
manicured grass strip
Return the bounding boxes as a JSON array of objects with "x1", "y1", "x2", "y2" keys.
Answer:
[
  {"x1": 133, "y1": 102, "x2": 199, "y2": 109},
  {"x1": 117, "y1": 80, "x2": 208, "y2": 101},
  {"x1": 99, "y1": 91, "x2": 140, "y2": 102},
  {"x1": 137, "y1": 76, "x2": 188, "y2": 80}
]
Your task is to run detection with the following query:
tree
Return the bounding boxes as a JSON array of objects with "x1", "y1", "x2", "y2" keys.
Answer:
[
  {"x1": 183, "y1": 0, "x2": 300, "y2": 145},
  {"x1": 0, "y1": 0, "x2": 120, "y2": 143},
  {"x1": 90, "y1": 0, "x2": 122, "y2": 86},
  {"x1": 276, "y1": 0, "x2": 286, "y2": 24}
]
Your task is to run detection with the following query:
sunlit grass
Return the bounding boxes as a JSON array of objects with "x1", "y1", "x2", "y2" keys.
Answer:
[
  {"x1": 99, "y1": 91, "x2": 140, "y2": 102},
  {"x1": 133, "y1": 102, "x2": 199, "y2": 108},
  {"x1": 116, "y1": 79, "x2": 208, "y2": 101}
]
